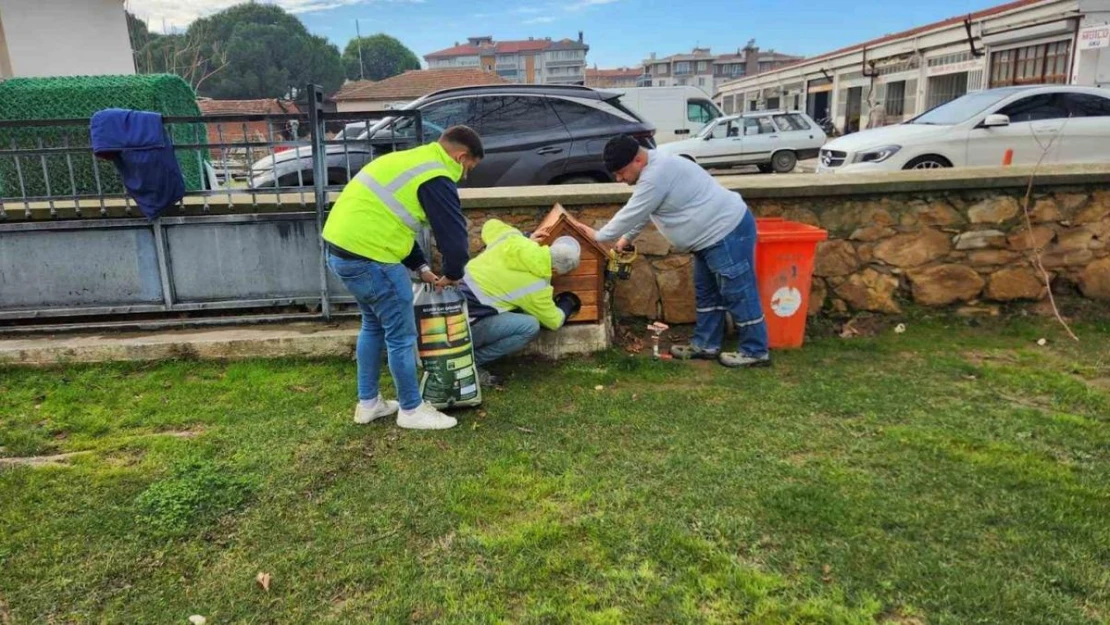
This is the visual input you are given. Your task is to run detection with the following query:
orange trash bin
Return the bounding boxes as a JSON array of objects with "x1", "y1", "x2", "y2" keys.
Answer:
[{"x1": 754, "y1": 218, "x2": 828, "y2": 349}]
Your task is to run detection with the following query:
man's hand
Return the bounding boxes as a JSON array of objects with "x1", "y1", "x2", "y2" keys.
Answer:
[
  {"x1": 435, "y1": 275, "x2": 459, "y2": 290},
  {"x1": 420, "y1": 269, "x2": 439, "y2": 284},
  {"x1": 615, "y1": 236, "x2": 632, "y2": 252}
]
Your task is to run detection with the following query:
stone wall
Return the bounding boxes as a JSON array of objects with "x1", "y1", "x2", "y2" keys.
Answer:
[{"x1": 458, "y1": 165, "x2": 1110, "y2": 321}]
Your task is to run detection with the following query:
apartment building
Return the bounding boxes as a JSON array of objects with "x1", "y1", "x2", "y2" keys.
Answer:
[
  {"x1": 716, "y1": 0, "x2": 1110, "y2": 133},
  {"x1": 585, "y1": 66, "x2": 644, "y2": 88},
  {"x1": 642, "y1": 41, "x2": 802, "y2": 96},
  {"x1": 424, "y1": 34, "x2": 589, "y2": 85}
]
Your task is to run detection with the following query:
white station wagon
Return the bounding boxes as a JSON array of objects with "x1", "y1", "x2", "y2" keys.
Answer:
[{"x1": 657, "y1": 110, "x2": 827, "y2": 173}]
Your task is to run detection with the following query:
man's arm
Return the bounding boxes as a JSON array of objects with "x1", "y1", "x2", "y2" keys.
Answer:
[
  {"x1": 417, "y1": 177, "x2": 470, "y2": 281},
  {"x1": 594, "y1": 178, "x2": 662, "y2": 243}
]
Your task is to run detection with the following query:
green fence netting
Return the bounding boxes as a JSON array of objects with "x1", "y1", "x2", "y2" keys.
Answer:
[{"x1": 0, "y1": 74, "x2": 208, "y2": 199}]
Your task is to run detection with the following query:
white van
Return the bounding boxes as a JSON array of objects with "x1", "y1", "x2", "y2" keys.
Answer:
[{"x1": 611, "y1": 86, "x2": 724, "y2": 144}]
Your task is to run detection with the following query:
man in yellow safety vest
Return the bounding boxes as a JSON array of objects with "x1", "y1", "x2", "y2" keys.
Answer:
[
  {"x1": 458, "y1": 219, "x2": 582, "y2": 386},
  {"x1": 322, "y1": 125, "x2": 483, "y2": 430}
]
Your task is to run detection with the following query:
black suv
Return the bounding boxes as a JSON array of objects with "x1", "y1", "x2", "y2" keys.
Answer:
[{"x1": 249, "y1": 85, "x2": 656, "y2": 189}]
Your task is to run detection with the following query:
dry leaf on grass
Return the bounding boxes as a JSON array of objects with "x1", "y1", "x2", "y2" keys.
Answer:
[
  {"x1": 188, "y1": 616, "x2": 207, "y2": 625},
  {"x1": 435, "y1": 440, "x2": 449, "y2": 452},
  {"x1": 516, "y1": 426, "x2": 535, "y2": 434},
  {"x1": 256, "y1": 571, "x2": 272, "y2": 592}
]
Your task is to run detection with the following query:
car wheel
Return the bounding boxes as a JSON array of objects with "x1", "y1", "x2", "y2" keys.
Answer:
[
  {"x1": 757, "y1": 163, "x2": 774, "y2": 174},
  {"x1": 903, "y1": 155, "x2": 952, "y2": 170},
  {"x1": 771, "y1": 150, "x2": 797, "y2": 173}
]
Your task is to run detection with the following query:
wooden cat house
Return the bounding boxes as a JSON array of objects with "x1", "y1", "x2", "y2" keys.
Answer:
[{"x1": 530, "y1": 204, "x2": 611, "y2": 324}]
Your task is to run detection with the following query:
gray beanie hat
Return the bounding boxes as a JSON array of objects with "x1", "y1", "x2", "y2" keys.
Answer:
[{"x1": 549, "y1": 236, "x2": 581, "y2": 275}]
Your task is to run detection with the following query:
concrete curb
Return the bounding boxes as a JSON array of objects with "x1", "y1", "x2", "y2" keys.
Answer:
[{"x1": 0, "y1": 321, "x2": 612, "y2": 366}]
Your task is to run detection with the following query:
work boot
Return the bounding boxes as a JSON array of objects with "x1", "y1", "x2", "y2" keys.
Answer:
[
  {"x1": 478, "y1": 368, "x2": 502, "y2": 388},
  {"x1": 354, "y1": 396, "x2": 399, "y2": 424},
  {"x1": 396, "y1": 402, "x2": 458, "y2": 430},
  {"x1": 670, "y1": 344, "x2": 720, "y2": 360},
  {"x1": 718, "y1": 352, "x2": 772, "y2": 368}
]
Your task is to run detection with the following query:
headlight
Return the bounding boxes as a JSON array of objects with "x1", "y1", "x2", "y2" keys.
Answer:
[{"x1": 853, "y1": 145, "x2": 901, "y2": 163}]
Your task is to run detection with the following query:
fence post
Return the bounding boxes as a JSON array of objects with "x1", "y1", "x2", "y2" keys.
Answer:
[{"x1": 307, "y1": 83, "x2": 332, "y2": 320}]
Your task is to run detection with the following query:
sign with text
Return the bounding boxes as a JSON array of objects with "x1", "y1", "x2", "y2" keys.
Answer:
[{"x1": 1079, "y1": 24, "x2": 1110, "y2": 50}]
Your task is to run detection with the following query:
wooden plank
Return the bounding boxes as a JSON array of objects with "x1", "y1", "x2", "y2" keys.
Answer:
[
  {"x1": 569, "y1": 305, "x2": 600, "y2": 322},
  {"x1": 551, "y1": 275, "x2": 597, "y2": 291},
  {"x1": 565, "y1": 258, "x2": 601, "y2": 276}
]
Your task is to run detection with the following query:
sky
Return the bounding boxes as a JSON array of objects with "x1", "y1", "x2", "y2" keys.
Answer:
[{"x1": 127, "y1": 0, "x2": 1008, "y2": 68}]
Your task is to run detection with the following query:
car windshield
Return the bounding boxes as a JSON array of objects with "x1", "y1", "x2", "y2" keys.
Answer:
[
  {"x1": 909, "y1": 89, "x2": 1026, "y2": 125},
  {"x1": 699, "y1": 119, "x2": 730, "y2": 138}
]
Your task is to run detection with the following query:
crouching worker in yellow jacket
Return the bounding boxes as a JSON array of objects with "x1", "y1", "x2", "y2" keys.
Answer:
[{"x1": 459, "y1": 219, "x2": 582, "y2": 387}]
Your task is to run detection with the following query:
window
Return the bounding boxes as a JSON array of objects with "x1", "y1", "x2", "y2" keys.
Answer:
[
  {"x1": 467, "y1": 96, "x2": 562, "y2": 136},
  {"x1": 549, "y1": 99, "x2": 613, "y2": 130},
  {"x1": 687, "y1": 100, "x2": 716, "y2": 124},
  {"x1": 773, "y1": 114, "x2": 810, "y2": 131},
  {"x1": 989, "y1": 41, "x2": 1072, "y2": 88},
  {"x1": 885, "y1": 80, "x2": 906, "y2": 117},
  {"x1": 723, "y1": 95, "x2": 735, "y2": 114},
  {"x1": 697, "y1": 61, "x2": 709, "y2": 72},
  {"x1": 675, "y1": 61, "x2": 692, "y2": 74},
  {"x1": 766, "y1": 97, "x2": 780, "y2": 110},
  {"x1": 744, "y1": 116, "x2": 776, "y2": 134},
  {"x1": 709, "y1": 122, "x2": 729, "y2": 139},
  {"x1": 997, "y1": 94, "x2": 1068, "y2": 123},
  {"x1": 1063, "y1": 93, "x2": 1110, "y2": 117},
  {"x1": 772, "y1": 115, "x2": 794, "y2": 132},
  {"x1": 788, "y1": 113, "x2": 812, "y2": 129},
  {"x1": 698, "y1": 77, "x2": 706, "y2": 87},
  {"x1": 412, "y1": 99, "x2": 472, "y2": 140}
]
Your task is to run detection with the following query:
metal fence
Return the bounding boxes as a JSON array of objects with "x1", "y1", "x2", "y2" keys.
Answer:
[{"x1": 0, "y1": 84, "x2": 424, "y2": 331}]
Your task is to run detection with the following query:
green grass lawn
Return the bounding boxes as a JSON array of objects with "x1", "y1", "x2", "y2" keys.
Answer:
[{"x1": 1, "y1": 315, "x2": 1109, "y2": 624}]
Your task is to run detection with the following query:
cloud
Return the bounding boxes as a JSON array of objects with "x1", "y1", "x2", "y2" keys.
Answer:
[
  {"x1": 513, "y1": 6, "x2": 545, "y2": 14},
  {"x1": 127, "y1": 0, "x2": 421, "y2": 33},
  {"x1": 565, "y1": 0, "x2": 618, "y2": 11},
  {"x1": 524, "y1": 16, "x2": 556, "y2": 24}
]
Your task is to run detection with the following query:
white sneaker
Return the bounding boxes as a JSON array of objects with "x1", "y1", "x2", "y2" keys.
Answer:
[
  {"x1": 354, "y1": 396, "x2": 399, "y2": 424},
  {"x1": 396, "y1": 402, "x2": 458, "y2": 430}
]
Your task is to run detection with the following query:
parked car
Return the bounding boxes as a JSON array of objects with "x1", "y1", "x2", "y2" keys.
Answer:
[
  {"x1": 610, "y1": 86, "x2": 723, "y2": 144},
  {"x1": 248, "y1": 85, "x2": 656, "y2": 189},
  {"x1": 816, "y1": 85, "x2": 1110, "y2": 174},
  {"x1": 656, "y1": 110, "x2": 826, "y2": 173}
]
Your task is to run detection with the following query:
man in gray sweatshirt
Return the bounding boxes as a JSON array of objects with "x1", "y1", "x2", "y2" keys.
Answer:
[{"x1": 594, "y1": 135, "x2": 770, "y2": 367}]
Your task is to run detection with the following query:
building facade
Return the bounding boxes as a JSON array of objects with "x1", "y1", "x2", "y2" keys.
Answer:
[
  {"x1": 642, "y1": 41, "x2": 801, "y2": 96},
  {"x1": 424, "y1": 35, "x2": 589, "y2": 85},
  {"x1": 0, "y1": 0, "x2": 134, "y2": 78},
  {"x1": 585, "y1": 67, "x2": 644, "y2": 89},
  {"x1": 716, "y1": 0, "x2": 1110, "y2": 133}
]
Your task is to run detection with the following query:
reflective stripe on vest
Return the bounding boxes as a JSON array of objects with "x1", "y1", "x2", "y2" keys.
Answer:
[
  {"x1": 353, "y1": 160, "x2": 448, "y2": 233},
  {"x1": 463, "y1": 271, "x2": 549, "y2": 313}
]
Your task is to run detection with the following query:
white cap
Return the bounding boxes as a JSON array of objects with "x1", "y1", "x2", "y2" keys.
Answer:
[{"x1": 549, "y1": 236, "x2": 581, "y2": 275}]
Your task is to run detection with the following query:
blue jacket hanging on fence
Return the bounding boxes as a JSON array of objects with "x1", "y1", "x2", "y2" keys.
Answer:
[{"x1": 90, "y1": 108, "x2": 185, "y2": 220}]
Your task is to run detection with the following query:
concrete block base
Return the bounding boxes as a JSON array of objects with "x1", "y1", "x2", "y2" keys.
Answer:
[{"x1": 521, "y1": 319, "x2": 612, "y2": 360}]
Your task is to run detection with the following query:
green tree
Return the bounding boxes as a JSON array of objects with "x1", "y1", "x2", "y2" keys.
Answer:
[
  {"x1": 342, "y1": 34, "x2": 421, "y2": 82},
  {"x1": 128, "y1": 4, "x2": 344, "y2": 100}
]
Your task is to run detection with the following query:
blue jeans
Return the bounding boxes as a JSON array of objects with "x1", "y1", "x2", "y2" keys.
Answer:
[
  {"x1": 470, "y1": 312, "x2": 541, "y2": 367},
  {"x1": 326, "y1": 254, "x2": 422, "y2": 411},
  {"x1": 692, "y1": 211, "x2": 769, "y2": 357}
]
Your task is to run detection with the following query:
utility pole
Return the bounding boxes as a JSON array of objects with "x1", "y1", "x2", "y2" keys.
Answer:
[{"x1": 356, "y1": 19, "x2": 365, "y2": 80}]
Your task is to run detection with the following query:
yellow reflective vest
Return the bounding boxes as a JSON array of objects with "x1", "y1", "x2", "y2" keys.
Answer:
[
  {"x1": 322, "y1": 142, "x2": 462, "y2": 264},
  {"x1": 463, "y1": 219, "x2": 567, "y2": 331}
]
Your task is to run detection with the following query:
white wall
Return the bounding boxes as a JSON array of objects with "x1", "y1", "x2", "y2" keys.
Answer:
[{"x1": 0, "y1": 0, "x2": 134, "y2": 78}]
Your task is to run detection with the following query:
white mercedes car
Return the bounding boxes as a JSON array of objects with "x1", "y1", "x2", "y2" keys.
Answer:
[{"x1": 817, "y1": 85, "x2": 1110, "y2": 173}]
